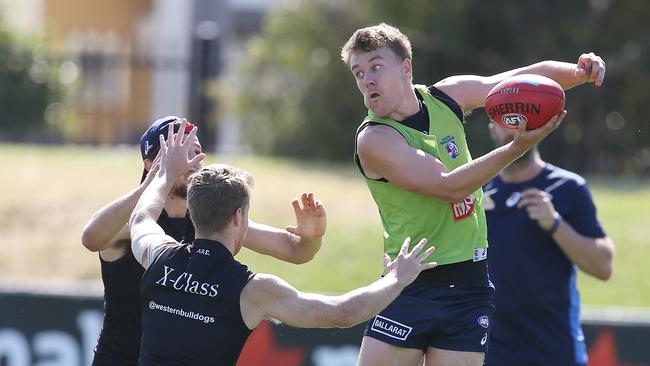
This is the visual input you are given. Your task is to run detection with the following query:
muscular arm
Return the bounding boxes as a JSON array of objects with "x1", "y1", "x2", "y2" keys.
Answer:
[
  {"x1": 81, "y1": 154, "x2": 160, "y2": 252},
  {"x1": 244, "y1": 222, "x2": 320, "y2": 264},
  {"x1": 242, "y1": 273, "x2": 405, "y2": 329},
  {"x1": 240, "y1": 239, "x2": 436, "y2": 329},
  {"x1": 243, "y1": 193, "x2": 326, "y2": 264},
  {"x1": 357, "y1": 121, "x2": 561, "y2": 202},
  {"x1": 81, "y1": 184, "x2": 147, "y2": 252},
  {"x1": 435, "y1": 53, "x2": 606, "y2": 112}
]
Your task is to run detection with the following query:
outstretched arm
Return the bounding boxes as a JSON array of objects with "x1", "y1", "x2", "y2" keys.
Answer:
[
  {"x1": 243, "y1": 192, "x2": 326, "y2": 264},
  {"x1": 240, "y1": 238, "x2": 436, "y2": 329},
  {"x1": 435, "y1": 52, "x2": 606, "y2": 112}
]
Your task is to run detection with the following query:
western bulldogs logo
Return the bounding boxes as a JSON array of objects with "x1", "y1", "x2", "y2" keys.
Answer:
[
  {"x1": 441, "y1": 135, "x2": 460, "y2": 159},
  {"x1": 478, "y1": 315, "x2": 490, "y2": 329}
]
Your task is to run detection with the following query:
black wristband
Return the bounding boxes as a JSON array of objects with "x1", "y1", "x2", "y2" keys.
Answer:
[{"x1": 546, "y1": 213, "x2": 562, "y2": 235}]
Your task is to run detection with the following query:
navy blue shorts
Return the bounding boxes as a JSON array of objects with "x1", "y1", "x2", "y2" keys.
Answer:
[{"x1": 363, "y1": 261, "x2": 494, "y2": 353}]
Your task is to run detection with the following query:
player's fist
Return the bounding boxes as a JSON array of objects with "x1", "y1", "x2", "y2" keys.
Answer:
[{"x1": 575, "y1": 52, "x2": 606, "y2": 87}]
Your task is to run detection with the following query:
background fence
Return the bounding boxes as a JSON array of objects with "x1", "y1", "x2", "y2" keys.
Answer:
[{"x1": 1, "y1": 287, "x2": 649, "y2": 366}]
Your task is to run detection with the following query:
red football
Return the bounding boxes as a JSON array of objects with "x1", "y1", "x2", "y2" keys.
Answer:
[{"x1": 484, "y1": 74, "x2": 565, "y2": 130}]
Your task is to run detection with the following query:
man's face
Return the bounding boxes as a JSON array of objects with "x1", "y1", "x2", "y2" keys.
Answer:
[
  {"x1": 170, "y1": 133, "x2": 203, "y2": 199},
  {"x1": 349, "y1": 47, "x2": 412, "y2": 118}
]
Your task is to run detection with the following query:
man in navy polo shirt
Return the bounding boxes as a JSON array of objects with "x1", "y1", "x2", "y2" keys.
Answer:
[{"x1": 483, "y1": 122, "x2": 615, "y2": 366}]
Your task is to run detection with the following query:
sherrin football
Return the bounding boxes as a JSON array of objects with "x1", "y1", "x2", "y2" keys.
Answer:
[{"x1": 485, "y1": 74, "x2": 565, "y2": 130}]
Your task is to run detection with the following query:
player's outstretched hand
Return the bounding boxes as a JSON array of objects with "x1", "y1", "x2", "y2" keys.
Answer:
[
  {"x1": 285, "y1": 192, "x2": 327, "y2": 239},
  {"x1": 383, "y1": 237, "x2": 437, "y2": 287},
  {"x1": 575, "y1": 52, "x2": 606, "y2": 87},
  {"x1": 512, "y1": 110, "x2": 567, "y2": 154},
  {"x1": 158, "y1": 118, "x2": 206, "y2": 180}
]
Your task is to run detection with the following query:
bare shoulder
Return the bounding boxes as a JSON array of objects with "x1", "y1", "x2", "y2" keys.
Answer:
[
  {"x1": 244, "y1": 273, "x2": 288, "y2": 295},
  {"x1": 434, "y1": 74, "x2": 464, "y2": 87},
  {"x1": 434, "y1": 74, "x2": 497, "y2": 112},
  {"x1": 240, "y1": 273, "x2": 286, "y2": 329},
  {"x1": 433, "y1": 76, "x2": 468, "y2": 102},
  {"x1": 357, "y1": 124, "x2": 407, "y2": 157},
  {"x1": 434, "y1": 74, "x2": 483, "y2": 88}
]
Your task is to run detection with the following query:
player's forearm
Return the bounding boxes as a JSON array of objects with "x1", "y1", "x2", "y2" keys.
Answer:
[
  {"x1": 81, "y1": 185, "x2": 147, "y2": 251},
  {"x1": 552, "y1": 223, "x2": 614, "y2": 281},
  {"x1": 287, "y1": 235, "x2": 322, "y2": 264},
  {"x1": 433, "y1": 143, "x2": 524, "y2": 202},
  {"x1": 245, "y1": 223, "x2": 322, "y2": 264},
  {"x1": 512, "y1": 61, "x2": 586, "y2": 90},
  {"x1": 129, "y1": 174, "x2": 173, "y2": 232},
  {"x1": 331, "y1": 274, "x2": 405, "y2": 328}
]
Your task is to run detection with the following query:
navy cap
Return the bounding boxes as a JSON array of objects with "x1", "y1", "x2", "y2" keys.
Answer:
[
  {"x1": 139, "y1": 115, "x2": 196, "y2": 160},
  {"x1": 139, "y1": 115, "x2": 195, "y2": 182}
]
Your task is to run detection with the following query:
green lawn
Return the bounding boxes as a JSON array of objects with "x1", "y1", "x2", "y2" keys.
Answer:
[
  {"x1": 577, "y1": 182, "x2": 650, "y2": 306},
  {"x1": 1, "y1": 144, "x2": 648, "y2": 306}
]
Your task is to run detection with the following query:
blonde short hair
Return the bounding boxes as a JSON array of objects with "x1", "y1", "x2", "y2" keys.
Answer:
[
  {"x1": 187, "y1": 164, "x2": 254, "y2": 235},
  {"x1": 341, "y1": 23, "x2": 412, "y2": 66}
]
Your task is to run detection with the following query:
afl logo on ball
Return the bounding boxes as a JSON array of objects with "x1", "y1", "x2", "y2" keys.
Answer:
[
  {"x1": 442, "y1": 135, "x2": 459, "y2": 159},
  {"x1": 501, "y1": 113, "x2": 527, "y2": 127},
  {"x1": 478, "y1": 315, "x2": 490, "y2": 329}
]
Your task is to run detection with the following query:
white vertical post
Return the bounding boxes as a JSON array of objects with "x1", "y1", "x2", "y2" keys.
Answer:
[{"x1": 149, "y1": 0, "x2": 194, "y2": 120}]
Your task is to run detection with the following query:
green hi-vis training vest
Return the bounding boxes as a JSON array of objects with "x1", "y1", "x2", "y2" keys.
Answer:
[{"x1": 354, "y1": 85, "x2": 488, "y2": 266}]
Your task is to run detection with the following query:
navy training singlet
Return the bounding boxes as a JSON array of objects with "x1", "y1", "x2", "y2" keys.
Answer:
[{"x1": 139, "y1": 239, "x2": 255, "y2": 366}]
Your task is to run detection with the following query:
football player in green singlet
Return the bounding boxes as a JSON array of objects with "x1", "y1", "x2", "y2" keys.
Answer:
[{"x1": 341, "y1": 23, "x2": 605, "y2": 366}]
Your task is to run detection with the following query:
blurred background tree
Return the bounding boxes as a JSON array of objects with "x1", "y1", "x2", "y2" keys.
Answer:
[
  {"x1": 0, "y1": 17, "x2": 64, "y2": 142},
  {"x1": 236, "y1": 0, "x2": 650, "y2": 176},
  {"x1": 235, "y1": 1, "x2": 362, "y2": 161}
]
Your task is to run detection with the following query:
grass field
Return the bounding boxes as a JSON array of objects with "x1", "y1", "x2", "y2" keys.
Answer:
[{"x1": 1, "y1": 144, "x2": 649, "y2": 307}]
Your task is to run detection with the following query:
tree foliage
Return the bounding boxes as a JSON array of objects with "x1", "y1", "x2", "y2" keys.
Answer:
[
  {"x1": 236, "y1": 0, "x2": 650, "y2": 175},
  {"x1": 0, "y1": 21, "x2": 63, "y2": 141}
]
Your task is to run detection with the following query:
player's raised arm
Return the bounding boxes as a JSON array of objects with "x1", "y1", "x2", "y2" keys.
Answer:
[
  {"x1": 81, "y1": 155, "x2": 160, "y2": 252},
  {"x1": 130, "y1": 119, "x2": 205, "y2": 268},
  {"x1": 434, "y1": 52, "x2": 606, "y2": 112},
  {"x1": 240, "y1": 238, "x2": 437, "y2": 329},
  {"x1": 243, "y1": 192, "x2": 326, "y2": 264}
]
